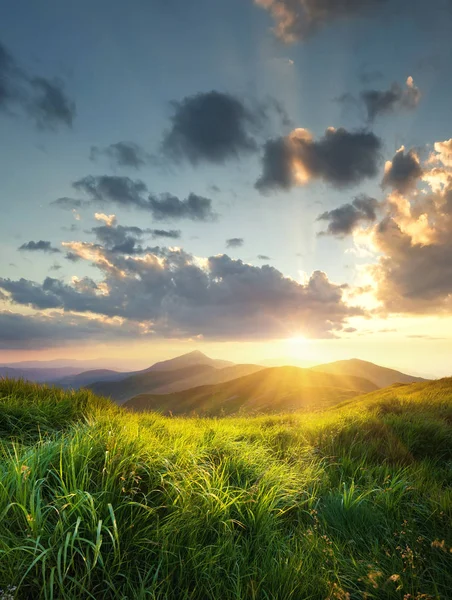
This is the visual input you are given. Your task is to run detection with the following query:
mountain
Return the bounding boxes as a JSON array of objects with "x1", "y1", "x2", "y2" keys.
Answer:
[
  {"x1": 310, "y1": 358, "x2": 428, "y2": 388},
  {"x1": 51, "y1": 369, "x2": 125, "y2": 389},
  {"x1": 89, "y1": 362, "x2": 263, "y2": 404},
  {"x1": 124, "y1": 366, "x2": 378, "y2": 415},
  {"x1": 0, "y1": 365, "x2": 86, "y2": 382},
  {"x1": 145, "y1": 350, "x2": 234, "y2": 372}
]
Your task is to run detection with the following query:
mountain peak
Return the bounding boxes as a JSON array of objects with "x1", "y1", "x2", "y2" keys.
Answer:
[{"x1": 182, "y1": 350, "x2": 208, "y2": 358}]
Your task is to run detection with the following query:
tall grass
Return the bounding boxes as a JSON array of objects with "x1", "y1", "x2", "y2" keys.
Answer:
[{"x1": 0, "y1": 378, "x2": 451, "y2": 599}]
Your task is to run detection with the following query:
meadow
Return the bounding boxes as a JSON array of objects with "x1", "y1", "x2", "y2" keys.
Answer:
[{"x1": 0, "y1": 378, "x2": 451, "y2": 599}]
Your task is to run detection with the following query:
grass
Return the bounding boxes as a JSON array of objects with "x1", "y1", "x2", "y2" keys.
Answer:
[{"x1": 0, "y1": 378, "x2": 451, "y2": 599}]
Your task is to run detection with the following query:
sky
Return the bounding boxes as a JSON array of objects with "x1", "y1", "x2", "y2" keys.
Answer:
[{"x1": 1, "y1": 0, "x2": 452, "y2": 376}]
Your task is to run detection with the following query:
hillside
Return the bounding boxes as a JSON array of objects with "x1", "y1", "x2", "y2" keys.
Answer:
[
  {"x1": 311, "y1": 358, "x2": 427, "y2": 388},
  {"x1": 90, "y1": 362, "x2": 263, "y2": 404},
  {"x1": 0, "y1": 377, "x2": 451, "y2": 599},
  {"x1": 124, "y1": 366, "x2": 378, "y2": 415}
]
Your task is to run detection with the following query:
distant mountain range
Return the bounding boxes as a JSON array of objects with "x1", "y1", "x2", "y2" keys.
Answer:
[{"x1": 0, "y1": 350, "x2": 432, "y2": 415}]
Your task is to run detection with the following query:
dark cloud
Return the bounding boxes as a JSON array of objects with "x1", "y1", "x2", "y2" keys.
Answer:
[
  {"x1": 91, "y1": 224, "x2": 147, "y2": 254},
  {"x1": 0, "y1": 40, "x2": 75, "y2": 129},
  {"x1": 65, "y1": 252, "x2": 82, "y2": 262},
  {"x1": 0, "y1": 310, "x2": 146, "y2": 349},
  {"x1": 226, "y1": 237, "x2": 244, "y2": 248},
  {"x1": 90, "y1": 142, "x2": 150, "y2": 169},
  {"x1": 150, "y1": 229, "x2": 181, "y2": 239},
  {"x1": 161, "y1": 91, "x2": 261, "y2": 164},
  {"x1": 19, "y1": 240, "x2": 61, "y2": 254},
  {"x1": 317, "y1": 195, "x2": 379, "y2": 237},
  {"x1": 148, "y1": 193, "x2": 217, "y2": 221},
  {"x1": 258, "y1": 254, "x2": 271, "y2": 260},
  {"x1": 256, "y1": 127, "x2": 382, "y2": 191},
  {"x1": 89, "y1": 221, "x2": 180, "y2": 254},
  {"x1": 361, "y1": 77, "x2": 420, "y2": 122},
  {"x1": 71, "y1": 175, "x2": 217, "y2": 221},
  {"x1": 0, "y1": 245, "x2": 361, "y2": 341},
  {"x1": 254, "y1": 0, "x2": 389, "y2": 43},
  {"x1": 73, "y1": 175, "x2": 148, "y2": 209},
  {"x1": 382, "y1": 147, "x2": 423, "y2": 192},
  {"x1": 50, "y1": 263, "x2": 62, "y2": 271}
]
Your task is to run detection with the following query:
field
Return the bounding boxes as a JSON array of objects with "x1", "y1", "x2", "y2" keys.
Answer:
[{"x1": 0, "y1": 378, "x2": 451, "y2": 599}]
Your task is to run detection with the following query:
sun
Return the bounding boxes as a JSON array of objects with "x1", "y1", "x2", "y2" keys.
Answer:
[{"x1": 286, "y1": 335, "x2": 308, "y2": 345}]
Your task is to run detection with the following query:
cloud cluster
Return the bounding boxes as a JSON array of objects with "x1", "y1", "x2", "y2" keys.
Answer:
[
  {"x1": 334, "y1": 140, "x2": 452, "y2": 314},
  {"x1": 254, "y1": 0, "x2": 388, "y2": 43},
  {"x1": 0, "y1": 40, "x2": 75, "y2": 129},
  {"x1": 256, "y1": 127, "x2": 382, "y2": 191},
  {"x1": 317, "y1": 195, "x2": 379, "y2": 237},
  {"x1": 0, "y1": 310, "x2": 145, "y2": 349},
  {"x1": 0, "y1": 241, "x2": 360, "y2": 342},
  {"x1": 52, "y1": 176, "x2": 218, "y2": 221}
]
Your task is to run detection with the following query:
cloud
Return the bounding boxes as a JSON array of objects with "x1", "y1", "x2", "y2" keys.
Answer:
[
  {"x1": 0, "y1": 310, "x2": 146, "y2": 349},
  {"x1": 317, "y1": 195, "x2": 379, "y2": 237},
  {"x1": 70, "y1": 175, "x2": 217, "y2": 221},
  {"x1": 73, "y1": 175, "x2": 148, "y2": 208},
  {"x1": 347, "y1": 139, "x2": 452, "y2": 314},
  {"x1": 0, "y1": 245, "x2": 361, "y2": 342},
  {"x1": 256, "y1": 127, "x2": 382, "y2": 191},
  {"x1": 226, "y1": 237, "x2": 244, "y2": 248},
  {"x1": 161, "y1": 91, "x2": 262, "y2": 164},
  {"x1": 0, "y1": 40, "x2": 75, "y2": 129},
  {"x1": 90, "y1": 223, "x2": 148, "y2": 254},
  {"x1": 148, "y1": 193, "x2": 217, "y2": 221},
  {"x1": 361, "y1": 76, "x2": 420, "y2": 122},
  {"x1": 150, "y1": 229, "x2": 181, "y2": 239},
  {"x1": 89, "y1": 220, "x2": 181, "y2": 254},
  {"x1": 258, "y1": 254, "x2": 271, "y2": 260},
  {"x1": 94, "y1": 213, "x2": 117, "y2": 227},
  {"x1": 382, "y1": 146, "x2": 423, "y2": 192},
  {"x1": 19, "y1": 240, "x2": 61, "y2": 254},
  {"x1": 90, "y1": 142, "x2": 151, "y2": 169},
  {"x1": 254, "y1": 0, "x2": 388, "y2": 43}
]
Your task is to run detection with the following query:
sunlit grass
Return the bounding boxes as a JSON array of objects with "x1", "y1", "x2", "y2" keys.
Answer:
[{"x1": 0, "y1": 378, "x2": 451, "y2": 598}]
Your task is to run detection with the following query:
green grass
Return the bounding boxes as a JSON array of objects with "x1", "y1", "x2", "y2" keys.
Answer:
[{"x1": 0, "y1": 378, "x2": 451, "y2": 599}]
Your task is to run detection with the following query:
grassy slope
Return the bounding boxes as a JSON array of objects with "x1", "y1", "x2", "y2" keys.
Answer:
[
  {"x1": 124, "y1": 366, "x2": 378, "y2": 415},
  {"x1": 311, "y1": 358, "x2": 427, "y2": 388},
  {"x1": 0, "y1": 378, "x2": 451, "y2": 599}
]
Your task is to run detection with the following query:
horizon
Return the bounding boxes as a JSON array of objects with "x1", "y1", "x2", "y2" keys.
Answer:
[
  {"x1": 0, "y1": 348, "x2": 439, "y2": 380},
  {"x1": 1, "y1": 1, "x2": 452, "y2": 378}
]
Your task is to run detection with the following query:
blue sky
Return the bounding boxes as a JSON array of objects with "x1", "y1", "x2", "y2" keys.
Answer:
[{"x1": 1, "y1": 0, "x2": 452, "y2": 374}]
